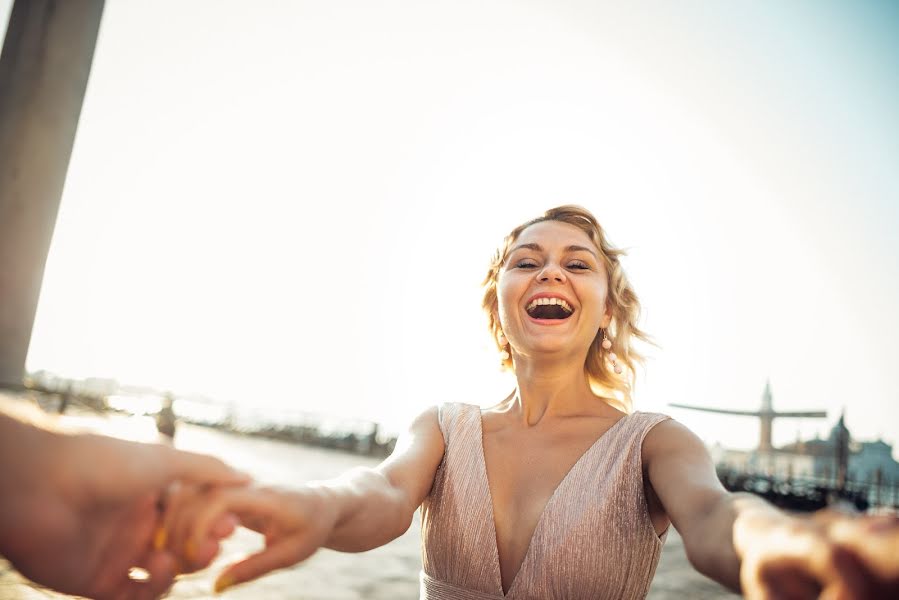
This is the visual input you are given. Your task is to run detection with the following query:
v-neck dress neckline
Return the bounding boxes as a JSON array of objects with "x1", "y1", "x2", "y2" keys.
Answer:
[
  {"x1": 419, "y1": 402, "x2": 672, "y2": 600},
  {"x1": 476, "y1": 411, "x2": 634, "y2": 597}
]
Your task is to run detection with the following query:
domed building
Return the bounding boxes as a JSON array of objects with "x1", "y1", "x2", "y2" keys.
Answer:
[{"x1": 779, "y1": 412, "x2": 899, "y2": 487}]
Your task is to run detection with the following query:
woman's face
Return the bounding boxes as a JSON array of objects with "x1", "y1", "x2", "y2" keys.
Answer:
[{"x1": 496, "y1": 220, "x2": 611, "y2": 363}]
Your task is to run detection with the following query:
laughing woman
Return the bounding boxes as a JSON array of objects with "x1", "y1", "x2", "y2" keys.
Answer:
[{"x1": 166, "y1": 206, "x2": 898, "y2": 599}]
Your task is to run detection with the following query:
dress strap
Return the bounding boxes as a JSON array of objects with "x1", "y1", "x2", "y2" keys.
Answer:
[{"x1": 436, "y1": 401, "x2": 470, "y2": 446}]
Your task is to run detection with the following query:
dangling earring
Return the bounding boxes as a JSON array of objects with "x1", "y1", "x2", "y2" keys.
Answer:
[
  {"x1": 498, "y1": 333, "x2": 510, "y2": 361},
  {"x1": 602, "y1": 329, "x2": 622, "y2": 374}
]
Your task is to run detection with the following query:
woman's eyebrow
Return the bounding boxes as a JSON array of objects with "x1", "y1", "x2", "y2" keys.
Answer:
[
  {"x1": 509, "y1": 243, "x2": 597, "y2": 258},
  {"x1": 509, "y1": 243, "x2": 542, "y2": 254},
  {"x1": 566, "y1": 245, "x2": 598, "y2": 258}
]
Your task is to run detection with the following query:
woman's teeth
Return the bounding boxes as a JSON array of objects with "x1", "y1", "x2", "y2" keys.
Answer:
[{"x1": 526, "y1": 297, "x2": 573, "y2": 313}]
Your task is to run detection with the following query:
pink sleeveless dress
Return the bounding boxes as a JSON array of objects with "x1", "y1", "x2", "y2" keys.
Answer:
[{"x1": 420, "y1": 402, "x2": 671, "y2": 600}]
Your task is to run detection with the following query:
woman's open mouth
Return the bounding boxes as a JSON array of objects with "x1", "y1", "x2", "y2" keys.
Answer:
[{"x1": 525, "y1": 297, "x2": 574, "y2": 321}]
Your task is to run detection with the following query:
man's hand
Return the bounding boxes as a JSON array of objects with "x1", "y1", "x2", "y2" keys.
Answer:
[
  {"x1": 735, "y1": 508, "x2": 899, "y2": 600},
  {"x1": 0, "y1": 415, "x2": 248, "y2": 600}
]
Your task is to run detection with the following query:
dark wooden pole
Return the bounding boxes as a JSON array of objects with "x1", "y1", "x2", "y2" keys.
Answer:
[{"x1": 0, "y1": 0, "x2": 105, "y2": 388}]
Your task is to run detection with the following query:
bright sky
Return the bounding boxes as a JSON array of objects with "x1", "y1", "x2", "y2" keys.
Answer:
[{"x1": 6, "y1": 1, "x2": 898, "y2": 450}]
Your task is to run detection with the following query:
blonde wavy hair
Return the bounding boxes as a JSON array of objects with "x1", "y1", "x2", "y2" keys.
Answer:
[{"x1": 481, "y1": 205, "x2": 651, "y2": 412}]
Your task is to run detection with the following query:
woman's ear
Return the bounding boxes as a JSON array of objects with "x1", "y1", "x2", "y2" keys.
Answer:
[{"x1": 599, "y1": 304, "x2": 612, "y2": 329}]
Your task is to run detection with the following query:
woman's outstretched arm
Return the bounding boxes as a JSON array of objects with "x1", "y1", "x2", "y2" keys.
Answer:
[
  {"x1": 325, "y1": 405, "x2": 446, "y2": 550},
  {"x1": 175, "y1": 405, "x2": 446, "y2": 592},
  {"x1": 643, "y1": 419, "x2": 899, "y2": 599}
]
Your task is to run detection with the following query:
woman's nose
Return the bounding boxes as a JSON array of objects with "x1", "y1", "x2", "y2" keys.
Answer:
[{"x1": 537, "y1": 264, "x2": 565, "y2": 282}]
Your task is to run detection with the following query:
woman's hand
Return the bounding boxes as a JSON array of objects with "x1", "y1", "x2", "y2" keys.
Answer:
[
  {"x1": 168, "y1": 484, "x2": 340, "y2": 593},
  {"x1": 735, "y1": 508, "x2": 899, "y2": 600}
]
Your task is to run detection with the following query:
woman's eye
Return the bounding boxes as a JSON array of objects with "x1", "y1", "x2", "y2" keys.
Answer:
[
  {"x1": 567, "y1": 261, "x2": 590, "y2": 270},
  {"x1": 515, "y1": 261, "x2": 538, "y2": 269}
]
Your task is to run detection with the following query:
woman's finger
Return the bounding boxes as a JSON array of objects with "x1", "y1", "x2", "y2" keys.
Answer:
[
  {"x1": 156, "y1": 481, "x2": 184, "y2": 554},
  {"x1": 187, "y1": 513, "x2": 237, "y2": 570},
  {"x1": 190, "y1": 487, "x2": 284, "y2": 547},
  {"x1": 214, "y1": 535, "x2": 319, "y2": 593},
  {"x1": 210, "y1": 513, "x2": 239, "y2": 539},
  {"x1": 170, "y1": 485, "x2": 211, "y2": 571},
  {"x1": 160, "y1": 489, "x2": 237, "y2": 572}
]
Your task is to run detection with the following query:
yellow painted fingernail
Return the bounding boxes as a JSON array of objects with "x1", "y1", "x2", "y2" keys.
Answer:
[
  {"x1": 214, "y1": 574, "x2": 235, "y2": 594},
  {"x1": 153, "y1": 526, "x2": 167, "y2": 551},
  {"x1": 184, "y1": 538, "x2": 196, "y2": 562}
]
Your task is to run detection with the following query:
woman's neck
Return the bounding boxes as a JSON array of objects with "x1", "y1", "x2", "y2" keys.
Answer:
[{"x1": 507, "y1": 357, "x2": 601, "y2": 426}]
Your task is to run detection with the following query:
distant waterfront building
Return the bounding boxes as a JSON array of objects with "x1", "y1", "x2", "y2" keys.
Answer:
[
  {"x1": 778, "y1": 414, "x2": 899, "y2": 484},
  {"x1": 711, "y1": 412, "x2": 899, "y2": 487}
]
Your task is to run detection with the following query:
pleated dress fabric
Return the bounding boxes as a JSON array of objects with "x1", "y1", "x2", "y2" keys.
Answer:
[{"x1": 419, "y1": 402, "x2": 671, "y2": 600}]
